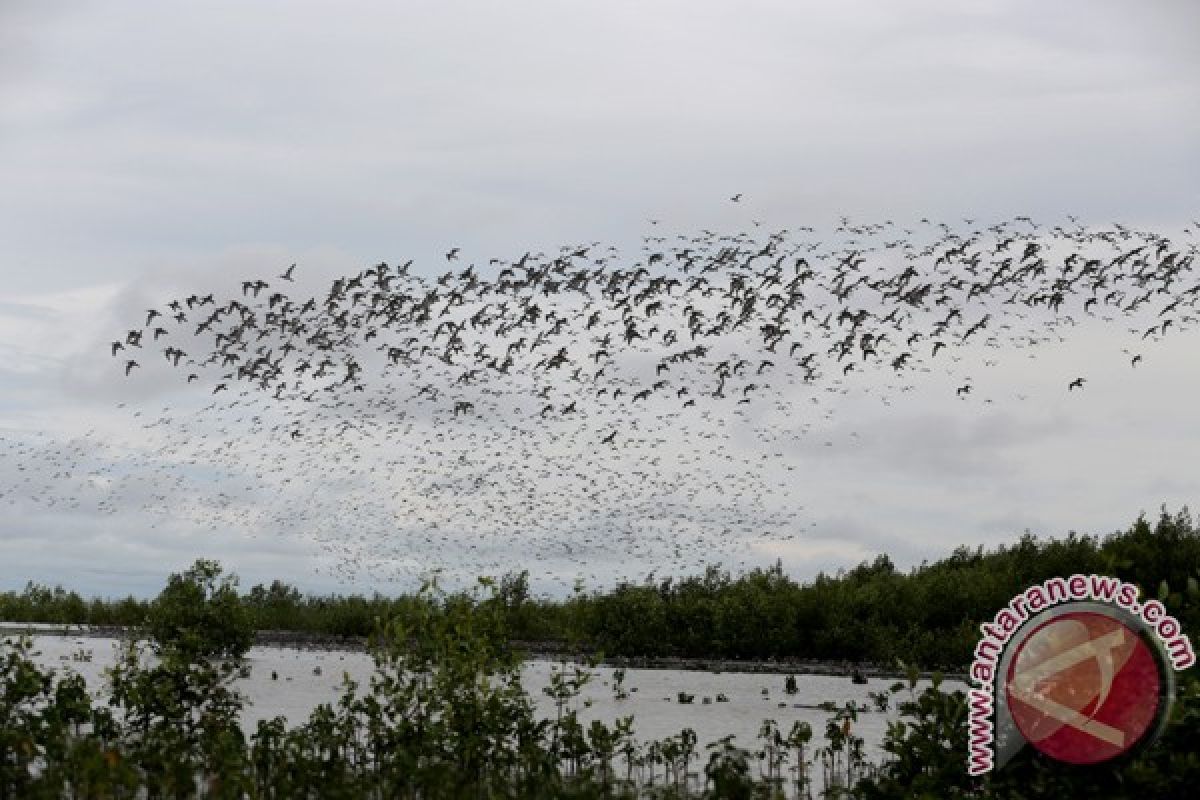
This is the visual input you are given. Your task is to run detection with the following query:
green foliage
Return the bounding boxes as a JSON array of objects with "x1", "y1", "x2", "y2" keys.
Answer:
[
  {"x1": 853, "y1": 669, "x2": 1200, "y2": 800},
  {"x1": 146, "y1": 559, "x2": 254, "y2": 661},
  {"x1": 0, "y1": 583, "x2": 97, "y2": 626},
  {"x1": 2, "y1": 550, "x2": 1200, "y2": 798},
  {"x1": 572, "y1": 508, "x2": 1200, "y2": 667},
  {"x1": 6, "y1": 508, "x2": 1200, "y2": 672}
]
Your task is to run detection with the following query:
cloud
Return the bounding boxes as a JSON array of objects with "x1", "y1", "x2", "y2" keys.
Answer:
[{"x1": 0, "y1": 1, "x2": 1197, "y2": 596}]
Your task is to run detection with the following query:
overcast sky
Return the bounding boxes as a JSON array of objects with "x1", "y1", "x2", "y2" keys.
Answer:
[{"x1": 1, "y1": 1, "x2": 1198, "y2": 599}]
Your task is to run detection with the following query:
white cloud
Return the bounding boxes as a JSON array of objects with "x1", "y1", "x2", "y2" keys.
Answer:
[{"x1": 0, "y1": 0, "x2": 1198, "y2": 597}]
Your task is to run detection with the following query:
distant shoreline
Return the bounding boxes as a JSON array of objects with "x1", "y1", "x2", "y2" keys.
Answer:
[{"x1": 1, "y1": 622, "x2": 965, "y2": 682}]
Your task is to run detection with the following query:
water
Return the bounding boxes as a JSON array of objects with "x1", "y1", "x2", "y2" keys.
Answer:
[{"x1": 18, "y1": 633, "x2": 960, "y2": 767}]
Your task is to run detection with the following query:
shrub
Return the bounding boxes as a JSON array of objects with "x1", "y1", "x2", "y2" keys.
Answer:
[{"x1": 145, "y1": 559, "x2": 254, "y2": 661}]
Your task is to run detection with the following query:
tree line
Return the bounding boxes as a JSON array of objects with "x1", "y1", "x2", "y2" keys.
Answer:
[
  {"x1": 3, "y1": 508, "x2": 1200, "y2": 669},
  {"x1": 3, "y1": 557, "x2": 1199, "y2": 798}
]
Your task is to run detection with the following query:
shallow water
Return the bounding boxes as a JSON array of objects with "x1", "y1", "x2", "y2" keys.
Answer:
[{"x1": 20, "y1": 634, "x2": 960, "y2": 766}]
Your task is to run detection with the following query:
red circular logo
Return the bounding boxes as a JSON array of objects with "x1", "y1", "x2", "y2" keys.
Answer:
[{"x1": 1005, "y1": 611, "x2": 1161, "y2": 765}]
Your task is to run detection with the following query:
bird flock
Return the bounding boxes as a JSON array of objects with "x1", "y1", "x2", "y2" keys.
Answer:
[
  {"x1": 4, "y1": 213, "x2": 1199, "y2": 589},
  {"x1": 111, "y1": 215, "x2": 1198, "y2": 416}
]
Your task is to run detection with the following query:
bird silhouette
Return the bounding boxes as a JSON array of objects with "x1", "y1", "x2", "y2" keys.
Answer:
[{"x1": 88, "y1": 209, "x2": 1200, "y2": 586}]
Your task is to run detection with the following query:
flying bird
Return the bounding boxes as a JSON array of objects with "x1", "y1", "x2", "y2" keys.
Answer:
[{"x1": 92, "y1": 208, "x2": 1200, "y2": 588}]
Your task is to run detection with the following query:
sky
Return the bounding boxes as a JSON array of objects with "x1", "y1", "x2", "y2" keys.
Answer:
[{"x1": 1, "y1": 0, "x2": 1198, "y2": 599}]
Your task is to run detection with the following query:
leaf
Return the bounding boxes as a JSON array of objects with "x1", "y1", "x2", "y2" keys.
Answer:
[{"x1": 1158, "y1": 579, "x2": 1171, "y2": 602}]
